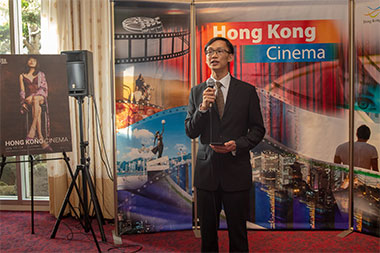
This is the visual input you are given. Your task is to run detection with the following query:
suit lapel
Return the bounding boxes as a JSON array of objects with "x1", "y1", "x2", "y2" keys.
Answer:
[{"x1": 223, "y1": 77, "x2": 238, "y2": 117}]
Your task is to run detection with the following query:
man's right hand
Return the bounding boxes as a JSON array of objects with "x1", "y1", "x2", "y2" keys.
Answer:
[{"x1": 200, "y1": 87, "x2": 216, "y2": 111}]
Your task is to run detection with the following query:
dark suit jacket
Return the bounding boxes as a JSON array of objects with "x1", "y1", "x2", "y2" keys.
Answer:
[{"x1": 185, "y1": 76, "x2": 265, "y2": 192}]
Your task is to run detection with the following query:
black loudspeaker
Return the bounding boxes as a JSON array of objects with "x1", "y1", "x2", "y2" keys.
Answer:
[{"x1": 61, "y1": 50, "x2": 94, "y2": 97}]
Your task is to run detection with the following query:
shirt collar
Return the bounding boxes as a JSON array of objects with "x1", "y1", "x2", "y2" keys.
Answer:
[{"x1": 211, "y1": 73, "x2": 230, "y2": 89}]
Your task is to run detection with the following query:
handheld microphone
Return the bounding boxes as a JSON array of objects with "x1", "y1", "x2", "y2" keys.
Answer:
[
  {"x1": 206, "y1": 78, "x2": 215, "y2": 108},
  {"x1": 206, "y1": 78, "x2": 215, "y2": 88}
]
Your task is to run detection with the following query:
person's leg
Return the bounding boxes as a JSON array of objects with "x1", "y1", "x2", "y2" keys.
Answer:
[
  {"x1": 222, "y1": 189, "x2": 250, "y2": 252},
  {"x1": 197, "y1": 188, "x2": 222, "y2": 252},
  {"x1": 158, "y1": 144, "x2": 163, "y2": 158},
  {"x1": 33, "y1": 96, "x2": 44, "y2": 140},
  {"x1": 26, "y1": 96, "x2": 42, "y2": 138}
]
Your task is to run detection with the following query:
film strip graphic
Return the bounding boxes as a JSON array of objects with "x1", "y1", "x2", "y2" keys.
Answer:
[
  {"x1": 115, "y1": 31, "x2": 190, "y2": 64},
  {"x1": 257, "y1": 87, "x2": 291, "y2": 105},
  {"x1": 116, "y1": 99, "x2": 164, "y2": 110}
]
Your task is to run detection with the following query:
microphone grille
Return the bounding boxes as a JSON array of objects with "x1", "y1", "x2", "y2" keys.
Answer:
[{"x1": 206, "y1": 78, "x2": 215, "y2": 88}]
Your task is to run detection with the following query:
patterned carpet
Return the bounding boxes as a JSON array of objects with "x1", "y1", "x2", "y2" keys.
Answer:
[{"x1": 0, "y1": 211, "x2": 379, "y2": 252}]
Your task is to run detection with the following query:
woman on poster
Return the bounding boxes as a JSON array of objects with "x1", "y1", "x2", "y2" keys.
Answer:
[{"x1": 19, "y1": 56, "x2": 51, "y2": 151}]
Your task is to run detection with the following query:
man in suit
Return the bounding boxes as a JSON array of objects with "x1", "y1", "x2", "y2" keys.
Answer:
[{"x1": 185, "y1": 37, "x2": 265, "y2": 252}]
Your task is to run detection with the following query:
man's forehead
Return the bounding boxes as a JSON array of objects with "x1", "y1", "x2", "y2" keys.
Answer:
[{"x1": 207, "y1": 40, "x2": 228, "y2": 49}]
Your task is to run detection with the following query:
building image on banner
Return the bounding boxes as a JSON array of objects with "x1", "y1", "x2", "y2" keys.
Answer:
[
  {"x1": 113, "y1": 1, "x2": 192, "y2": 234},
  {"x1": 0, "y1": 55, "x2": 72, "y2": 156},
  {"x1": 196, "y1": 0, "x2": 379, "y2": 235}
]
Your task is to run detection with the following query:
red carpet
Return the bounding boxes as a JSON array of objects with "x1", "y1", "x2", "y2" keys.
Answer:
[{"x1": 0, "y1": 211, "x2": 379, "y2": 252}]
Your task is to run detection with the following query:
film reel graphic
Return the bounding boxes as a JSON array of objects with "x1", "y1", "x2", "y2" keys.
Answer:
[
  {"x1": 122, "y1": 17, "x2": 164, "y2": 33},
  {"x1": 115, "y1": 16, "x2": 190, "y2": 64}
]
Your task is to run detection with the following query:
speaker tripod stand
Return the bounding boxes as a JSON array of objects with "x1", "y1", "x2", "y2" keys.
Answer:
[{"x1": 50, "y1": 96, "x2": 105, "y2": 252}]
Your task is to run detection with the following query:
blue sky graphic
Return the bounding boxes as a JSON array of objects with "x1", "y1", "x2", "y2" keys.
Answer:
[{"x1": 117, "y1": 106, "x2": 191, "y2": 163}]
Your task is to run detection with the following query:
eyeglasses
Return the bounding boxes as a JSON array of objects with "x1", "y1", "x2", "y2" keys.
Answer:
[{"x1": 205, "y1": 48, "x2": 230, "y2": 56}]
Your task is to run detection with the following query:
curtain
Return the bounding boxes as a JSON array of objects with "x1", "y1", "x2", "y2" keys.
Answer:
[{"x1": 41, "y1": 0, "x2": 114, "y2": 219}]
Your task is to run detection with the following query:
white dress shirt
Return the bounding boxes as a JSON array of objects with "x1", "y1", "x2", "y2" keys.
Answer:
[{"x1": 199, "y1": 73, "x2": 231, "y2": 112}]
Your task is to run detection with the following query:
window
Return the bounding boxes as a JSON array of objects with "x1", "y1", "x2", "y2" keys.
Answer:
[{"x1": 0, "y1": 0, "x2": 48, "y2": 208}]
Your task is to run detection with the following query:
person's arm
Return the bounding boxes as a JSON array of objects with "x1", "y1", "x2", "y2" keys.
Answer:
[
  {"x1": 370, "y1": 158, "x2": 378, "y2": 172},
  {"x1": 161, "y1": 124, "x2": 165, "y2": 136},
  {"x1": 19, "y1": 74, "x2": 25, "y2": 102},
  {"x1": 19, "y1": 74, "x2": 28, "y2": 113},
  {"x1": 185, "y1": 85, "x2": 213, "y2": 139},
  {"x1": 369, "y1": 147, "x2": 378, "y2": 171},
  {"x1": 234, "y1": 87, "x2": 265, "y2": 153},
  {"x1": 36, "y1": 72, "x2": 48, "y2": 98}
]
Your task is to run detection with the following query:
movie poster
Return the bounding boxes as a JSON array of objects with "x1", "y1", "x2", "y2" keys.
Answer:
[
  {"x1": 113, "y1": 1, "x2": 191, "y2": 234},
  {"x1": 0, "y1": 55, "x2": 72, "y2": 156}
]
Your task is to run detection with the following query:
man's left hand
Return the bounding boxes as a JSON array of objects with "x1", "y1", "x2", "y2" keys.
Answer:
[{"x1": 210, "y1": 140, "x2": 236, "y2": 153}]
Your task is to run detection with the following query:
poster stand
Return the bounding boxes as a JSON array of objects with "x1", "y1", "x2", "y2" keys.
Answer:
[
  {"x1": 0, "y1": 153, "x2": 69, "y2": 234},
  {"x1": 338, "y1": 0, "x2": 355, "y2": 238}
]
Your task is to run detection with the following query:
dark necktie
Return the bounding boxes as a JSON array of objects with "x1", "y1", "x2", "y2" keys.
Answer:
[{"x1": 215, "y1": 81, "x2": 224, "y2": 119}]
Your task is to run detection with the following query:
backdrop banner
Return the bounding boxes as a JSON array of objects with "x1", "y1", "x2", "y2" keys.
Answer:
[
  {"x1": 0, "y1": 55, "x2": 72, "y2": 156},
  {"x1": 113, "y1": 1, "x2": 192, "y2": 234},
  {"x1": 351, "y1": 0, "x2": 380, "y2": 236},
  {"x1": 196, "y1": 0, "x2": 378, "y2": 236},
  {"x1": 113, "y1": 0, "x2": 380, "y2": 236}
]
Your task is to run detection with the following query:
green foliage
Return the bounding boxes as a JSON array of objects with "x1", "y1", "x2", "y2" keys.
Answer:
[
  {"x1": 0, "y1": 3, "x2": 10, "y2": 53},
  {"x1": 22, "y1": 0, "x2": 41, "y2": 53},
  {"x1": 0, "y1": 164, "x2": 16, "y2": 186},
  {"x1": 0, "y1": 155, "x2": 17, "y2": 195},
  {"x1": 0, "y1": 0, "x2": 41, "y2": 54},
  {"x1": 0, "y1": 185, "x2": 16, "y2": 196}
]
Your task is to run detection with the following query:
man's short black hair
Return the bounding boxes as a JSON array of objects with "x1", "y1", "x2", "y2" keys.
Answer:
[
  {"x1": 357, "y1": 125, "x2": 371, "y2": 140},
  {"x1": 204, "y1": 37, "x2": 234, "y2": 55}
]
